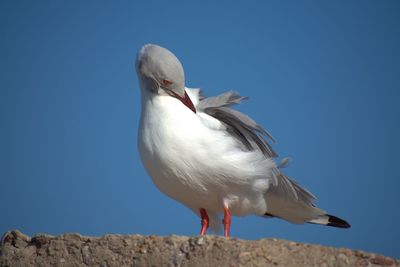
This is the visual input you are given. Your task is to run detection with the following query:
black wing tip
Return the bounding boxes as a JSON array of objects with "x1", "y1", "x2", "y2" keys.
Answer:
[
  {"x1": 264, "y1": 212, "x2": 276, "y2": 218},
  {"x1": 326, "y1": 214, "x2": 351, "y2": 228}
]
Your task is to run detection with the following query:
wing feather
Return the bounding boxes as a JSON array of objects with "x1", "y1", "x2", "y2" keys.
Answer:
[{"x1": 197, "y1": 91, "x2": 277, "y2": 158}]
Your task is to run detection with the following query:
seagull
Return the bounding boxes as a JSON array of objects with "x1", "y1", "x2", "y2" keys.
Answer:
[{"x1": 135, "y1": 44, "x2": 350, "y2": 237}]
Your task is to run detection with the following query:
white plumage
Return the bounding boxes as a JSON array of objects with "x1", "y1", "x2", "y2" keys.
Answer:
[{"x1": 136, "y1": 44, "x2": 350, "y2": 236}]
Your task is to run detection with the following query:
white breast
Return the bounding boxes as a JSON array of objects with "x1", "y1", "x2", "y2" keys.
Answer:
[{"x1": 138, "y1": 91, "x2": 276, "y2": 216}]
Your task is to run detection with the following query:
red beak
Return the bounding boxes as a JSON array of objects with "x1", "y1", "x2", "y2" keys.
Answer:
[{"x1": 169, "y1": 90, "x2": 197, "y2": 114}]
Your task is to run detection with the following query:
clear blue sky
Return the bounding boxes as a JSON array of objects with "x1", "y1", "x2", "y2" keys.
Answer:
[{"x1": 1, "y1": 0, "x2": 399, "y2": 258}]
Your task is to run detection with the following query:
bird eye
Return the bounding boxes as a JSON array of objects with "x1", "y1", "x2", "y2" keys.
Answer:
[{"x1": 162, "y1": 79, "x2": 173, "y2": 86}]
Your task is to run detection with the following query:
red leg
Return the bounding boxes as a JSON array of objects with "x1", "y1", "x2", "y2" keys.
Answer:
[
  {"x1": 223, "y1": 207, "x2": 231, "y2": 237},
  {"x1": 199, "y1": 208, "x2": 209, "y2": 235}
]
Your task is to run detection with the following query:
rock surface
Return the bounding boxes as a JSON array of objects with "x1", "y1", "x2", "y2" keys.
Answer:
[{"x1": 0, "y1": 230, "x2": 398, "y2": 267}]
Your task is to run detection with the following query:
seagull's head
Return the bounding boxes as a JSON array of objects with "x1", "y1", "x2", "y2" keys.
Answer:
[{"x1": 136, "y1": 44, "x2": 185, "y2": 98}]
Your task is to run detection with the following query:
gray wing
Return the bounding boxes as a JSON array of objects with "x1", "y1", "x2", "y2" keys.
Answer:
[
  {"x1": 267, "y1": 168, "x2": 321, "y2": 223},
  {"x1": 197, "y1": 90, "x2": 317, "y2": 208},
  {"x1": 197, "y1": 91, "x2": 278, "y2": 158},
  {"x1": 271, "y1": 167, "x2": 316, "y2": 206}
]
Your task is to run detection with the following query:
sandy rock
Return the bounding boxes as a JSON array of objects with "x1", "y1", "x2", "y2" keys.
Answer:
[{"x1": 0, "y1": 230, "x2": 398, "y2": 267}]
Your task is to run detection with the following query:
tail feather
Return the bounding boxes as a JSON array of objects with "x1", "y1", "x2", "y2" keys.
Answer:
[{"x1": 308, "y1": 214, "x2": 351, "y2": 228}]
